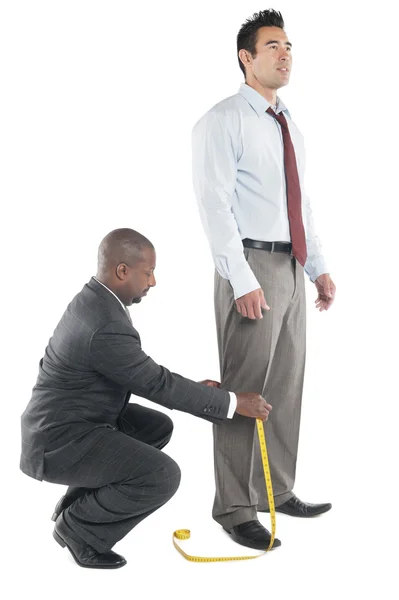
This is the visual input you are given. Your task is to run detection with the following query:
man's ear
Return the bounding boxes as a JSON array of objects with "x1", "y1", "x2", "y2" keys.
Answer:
[
  {"x1": 116, "y1": 263, "x2": 129, "y2": 281},
  {"x1": 238, "y1": 48, "x2": 252, "y2": 71}
]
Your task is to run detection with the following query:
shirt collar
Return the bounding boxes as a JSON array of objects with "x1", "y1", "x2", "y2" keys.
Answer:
[
  {"x1": 238, "y1": 83, "x2": 289, "y2": 117},
  {"x1": 93, "y1": 276, "x2": 126, "y2": 310}
]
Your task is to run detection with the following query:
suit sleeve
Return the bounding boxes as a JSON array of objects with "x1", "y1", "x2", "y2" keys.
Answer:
[{"x1": 89, "y1": 321, "x2": 230, "y2": 423}]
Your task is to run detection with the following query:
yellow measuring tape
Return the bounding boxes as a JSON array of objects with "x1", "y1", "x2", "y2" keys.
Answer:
[{"x1": 173, "y1": 418, "x2": 276, "y2": 562}]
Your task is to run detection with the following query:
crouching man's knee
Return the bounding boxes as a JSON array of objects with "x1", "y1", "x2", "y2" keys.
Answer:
[{"x1": 156, "y1": 453, "x2": 181, "y2": 503}]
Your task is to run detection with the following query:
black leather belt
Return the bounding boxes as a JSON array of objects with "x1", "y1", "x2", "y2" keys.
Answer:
[{"x1": 243, "y1": 238, "x2": 292, "y2": 254}]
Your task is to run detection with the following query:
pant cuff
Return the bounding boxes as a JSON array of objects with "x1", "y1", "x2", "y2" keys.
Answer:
[
  {"x1": 64, "y1": 507, "x2": 110, "y2": 553},
  {"x1": 213, "y1": 506, "x2": 258, "y2": 531},
  {"x1": 258, "y1": 490, "x2": 294, "y2": 510}
]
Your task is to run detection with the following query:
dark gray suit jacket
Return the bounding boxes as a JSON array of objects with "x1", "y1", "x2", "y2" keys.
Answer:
[{"x1": 20, "y1": 277, "x2": 230, "y2": 481}]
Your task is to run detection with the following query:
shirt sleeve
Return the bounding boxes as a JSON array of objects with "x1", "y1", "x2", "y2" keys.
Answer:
[
  {"x1": 192, "y1": 112, "x2": 261, "y2": 299},
  {"x1": 303, "y1": 190, "x2": 329, "y2": 282},
  {"x1": 227, "y1": 392, "x2": 237, "y2": 418}
]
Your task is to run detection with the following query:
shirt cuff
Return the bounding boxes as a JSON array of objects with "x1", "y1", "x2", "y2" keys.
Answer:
[
  {"x1": 305, "y1": 256, "x2": 329, "y2": 283},
  {"x1": 229, "y1": 263, "x2": 261, "y2": 300},
  {"x1": 227, "y1": 392, "x2": 237, "y2": 418}
]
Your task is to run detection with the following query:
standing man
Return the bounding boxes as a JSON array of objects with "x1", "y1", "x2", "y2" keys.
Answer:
[
  {"x1": 192, "y1": 10, "x2": 336, "y2": 551},
  {"x1": 20, "y1": 228, "x2": 273, "y2": 569}
]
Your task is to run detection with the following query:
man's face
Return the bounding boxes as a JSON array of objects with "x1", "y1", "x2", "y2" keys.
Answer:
[
  {"x1": 123, "y1": 246, "x2": 157, "y2": 306},
  {"x1": 249, "y1": 26, "x2": 292, "y2": 90}
]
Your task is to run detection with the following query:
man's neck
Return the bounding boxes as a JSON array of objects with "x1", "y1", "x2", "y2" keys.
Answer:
[
  {"x1": 245, "y1": 80, "x2": 278, "y2": 105},
  {"x1": 94, "y1": 275, "x2": 125, "y2": 307}
]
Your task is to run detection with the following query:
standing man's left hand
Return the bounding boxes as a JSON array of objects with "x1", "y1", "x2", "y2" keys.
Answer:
[
  {"x1": 198, "y1": 379, "x2": 221, "y2": 388},
  {"x1": 315, "y1": 274, "x2": 336, "y2": 312}
]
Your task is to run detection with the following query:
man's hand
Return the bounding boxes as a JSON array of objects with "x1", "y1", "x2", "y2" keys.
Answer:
[
  {"x1": 198, "y1": 379, "x2": 221, "y2": 388},
  {"x1": 315, "y1": 274, "x2": 336, "y2": 312},
  {"x1": 235, "y1": 392, "x2": 272, "y2": 421},
  {"x1": 235, "y1": 288, "x2": 270, "y2": 320}
]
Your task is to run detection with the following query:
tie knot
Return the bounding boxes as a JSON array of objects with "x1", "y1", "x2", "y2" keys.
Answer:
[{"x1": 266, "y1": 106, "x2": 287, "y2": 129}]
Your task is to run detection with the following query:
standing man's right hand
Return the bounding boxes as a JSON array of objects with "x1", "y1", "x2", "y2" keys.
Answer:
[
  {"x1": 235, "y1": 393, "x2": 272, "y2": 421},
  {"x1": 235, "y1": 288, "x2": 270, "y2": 320}
]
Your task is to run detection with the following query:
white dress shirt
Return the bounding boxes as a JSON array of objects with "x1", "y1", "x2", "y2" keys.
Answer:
[
  {"x1": 93, "y1": 277, "x2": 237, "y2": 417},
  {"x1": 192, "y1": 83, "x2": 328, "y2": 299}
]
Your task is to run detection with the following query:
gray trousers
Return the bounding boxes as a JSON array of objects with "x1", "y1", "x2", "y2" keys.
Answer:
[
  {"x1": 43, "y1": 404, "x2": 181, "y2": 552},
  {"x1": 213, "y1": 248, "x2": 306, "y2": 530}
]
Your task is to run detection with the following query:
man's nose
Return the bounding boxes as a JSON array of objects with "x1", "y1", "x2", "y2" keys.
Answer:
[{"x1": 150, "y1": 274, "x2": 156, "y2": 287}]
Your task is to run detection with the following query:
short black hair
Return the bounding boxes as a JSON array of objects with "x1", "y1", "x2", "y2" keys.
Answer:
[
  {"x1": 237, "y1": 9, "x2": 285, "y2": 78},
  {"x1": 97, "y1": 228, "x2": 154, "y2": 272}
]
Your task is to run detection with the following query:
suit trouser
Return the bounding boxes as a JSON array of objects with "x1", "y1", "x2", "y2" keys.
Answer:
[
  {"x1": 213, "y1": 248, "x2": 306, "y2": 530},
  {"x1": 43, "y1": 404, "x2": 180, "y2": 552}
]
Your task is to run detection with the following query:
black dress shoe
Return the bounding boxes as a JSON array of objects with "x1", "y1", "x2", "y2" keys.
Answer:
[
  {"x1": 261, "y1": 494, "x2": 332, "y2": 518},
  {"x1": 53, "y1": 514, "x2": 127, "y2": 569},
  {"x1": 224, "y1": 520, "x2": 281, "y2": 551}
]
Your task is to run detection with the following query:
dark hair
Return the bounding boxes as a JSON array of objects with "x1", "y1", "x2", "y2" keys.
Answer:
[
  {"x1": 237, "y1": 9, "x2": 285, "y2": 78},
  {"x1": 97, "y1": 228, "x2": 154, "y2": 271}
]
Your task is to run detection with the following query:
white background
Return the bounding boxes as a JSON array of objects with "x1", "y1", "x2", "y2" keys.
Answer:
[{"x1": 1, "y1": 0, "x2": 398, "y2": 598}]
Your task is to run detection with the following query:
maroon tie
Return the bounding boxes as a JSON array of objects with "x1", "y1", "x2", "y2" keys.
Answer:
[{"x1": 266, "y1": 107, "x2": 307, "y2": 266}]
